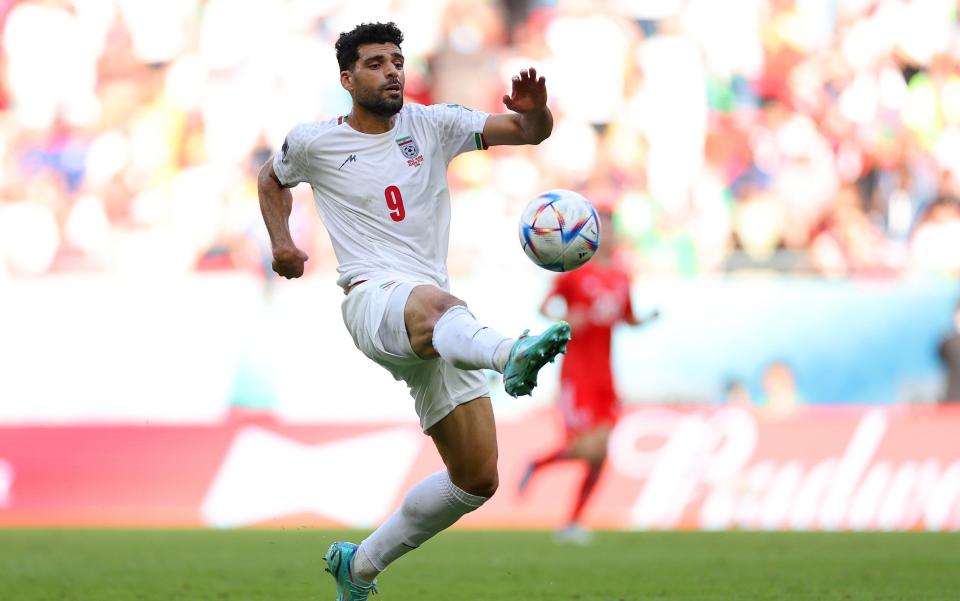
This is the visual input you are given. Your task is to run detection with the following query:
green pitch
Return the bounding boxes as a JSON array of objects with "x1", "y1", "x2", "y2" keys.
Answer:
[{"x1": 2, "y1": 529, "x2": 958, "y2": 600}]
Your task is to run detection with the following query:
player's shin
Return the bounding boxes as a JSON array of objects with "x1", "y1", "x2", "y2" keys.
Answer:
[
  {"x1": 432, "y1": 305, "x2": 514, "y2": 372},
  {"x1": 570, "y1": 462, "x2": 603, "y2": 525}
]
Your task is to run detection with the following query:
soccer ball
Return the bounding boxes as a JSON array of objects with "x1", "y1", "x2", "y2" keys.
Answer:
[{"x1": 518, "y1": 189, "x2": 600, "y2": 272}]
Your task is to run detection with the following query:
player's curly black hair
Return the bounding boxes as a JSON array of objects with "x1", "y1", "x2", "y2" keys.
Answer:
[{"x1": 335, "y1": 22, "x2": 404, "y2": 72}]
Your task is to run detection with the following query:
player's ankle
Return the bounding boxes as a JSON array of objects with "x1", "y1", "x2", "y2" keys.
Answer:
[
  {"x1": 493, "y1": 338, "x2": 514, "y2": 372},
  {"x1": 351, "y1": 545, "x2": 380, "y2": 585}
]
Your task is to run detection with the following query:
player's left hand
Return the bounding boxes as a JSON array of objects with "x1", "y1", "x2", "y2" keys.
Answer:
[{"x1": 502, "y1": 67, "x2": 547, "y2": 114}]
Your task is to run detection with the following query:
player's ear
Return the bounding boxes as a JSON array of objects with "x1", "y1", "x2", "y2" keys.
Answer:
[{"x1": 340, "y1": 70, "x2": 354, "y2": 93}]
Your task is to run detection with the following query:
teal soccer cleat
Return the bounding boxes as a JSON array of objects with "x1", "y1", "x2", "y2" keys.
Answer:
[
  {"x1": 323, "y1": 542, "x2": 378, "y2": 601},
  {"x1": 503, "y1": 321, "x2": 571, "y2": 397}
]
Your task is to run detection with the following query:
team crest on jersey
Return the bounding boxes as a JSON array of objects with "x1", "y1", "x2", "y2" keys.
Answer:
[{"x1": 396, "y1": 135, "x2": 423, "y2": 167}]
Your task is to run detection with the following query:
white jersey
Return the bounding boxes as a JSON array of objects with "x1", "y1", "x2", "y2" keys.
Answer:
[{"x1": 273, "y1": 103, "x2": 490, "y2": 290}]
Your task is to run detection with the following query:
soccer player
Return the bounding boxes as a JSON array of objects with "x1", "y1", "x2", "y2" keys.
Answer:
[
  {"x1": 518, "y1": 208, "x2": 658, "y2": 544},
  {"x1": 257, "y1": 22, "x2": 569, "y2": 601}
]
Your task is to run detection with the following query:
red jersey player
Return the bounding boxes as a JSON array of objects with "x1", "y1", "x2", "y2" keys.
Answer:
[{"x1": 518, "y1": 208, "x2": 658, "y2": 543}]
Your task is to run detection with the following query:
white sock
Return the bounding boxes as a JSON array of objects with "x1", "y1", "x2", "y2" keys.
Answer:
[
  {"x1": 432, "y1": 305, "x2": 514, "y2": 372},
  {"x1": 352, "y1": 470, "x2": 488, "y2": 583},
  {"x1": 350, "y1": 545, "x2": 380, "y2": 586}
]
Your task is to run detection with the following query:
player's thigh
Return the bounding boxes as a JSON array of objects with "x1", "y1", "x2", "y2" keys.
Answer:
[
  {"x1": 427, "y1": 396, "x2": 499, "y2": 497},
  {"x1": 404, "y1": 285, "x2": 466, "y2": 359}
]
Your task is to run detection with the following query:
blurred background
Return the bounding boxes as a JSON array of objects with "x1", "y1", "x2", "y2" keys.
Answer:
[{"x1": 2, "y1": 0, "x2": 960, "y2": 531}]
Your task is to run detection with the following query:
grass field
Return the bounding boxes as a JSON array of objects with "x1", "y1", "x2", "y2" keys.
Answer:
[{"x1": 2, "y1": 529, "x2": 959, "y2": 600}]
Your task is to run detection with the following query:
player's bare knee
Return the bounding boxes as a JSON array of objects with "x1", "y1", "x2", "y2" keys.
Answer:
[
  {"x1": 406, "y1": 288, "x2": 468, "y2": 357},
  {"x1": 587, "y1": 452, "x2": 606, "y2": 470},
  {"x1": 589, "y1": 442, "x2": 608, "y2": 465},
  {"x1": 421, "y1": 303, "x2": 470, "y2": 358},
  {"x1": 463, "y1": 471, "x2": 499, "y2": 499},
  {"x1": 451, "y1": 466, "x2": 499, "y2": 498},
  {"x1": 427, "y1": 296, "x2": 468, "y2": 331}
]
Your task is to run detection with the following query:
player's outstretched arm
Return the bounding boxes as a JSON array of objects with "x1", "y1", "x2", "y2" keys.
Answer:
[
  {"x1": 258, "y1": 160, "x2": 308, "y2": 279},
  {"x1": 483, "y1": 66, "x2": 553, "y2": 146}
]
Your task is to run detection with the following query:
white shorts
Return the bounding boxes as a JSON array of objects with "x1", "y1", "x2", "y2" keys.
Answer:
[{"x1": 340, "y1": 277, "x2": 490, "y2": 432}]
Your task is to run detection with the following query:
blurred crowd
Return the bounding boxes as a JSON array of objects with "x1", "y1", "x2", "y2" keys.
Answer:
[{"x1": 2, "y1": 0, "x2": 960, "y2": 280}]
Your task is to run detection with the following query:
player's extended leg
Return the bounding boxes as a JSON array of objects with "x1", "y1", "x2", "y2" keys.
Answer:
[
  {"x1": 517, "y1": 426, "x2": 607, "y2": 498},
  {"x1": 519, "y1": 380, "x2": 579, "y2": 492},
  {"x1": 404, "y1": 285, "x2": 570, "y2": 397},
  {"x1": 556, "y1": 426, "x2": 611, "y2": 544},
  {"x1": 403, "y1": 285, "x2": 511, "y2": 363},
  {"x1": 347, "y1": 397, "x2": 497, "y2": 586},
  {"x1": 518, "y1": 447, "x2": 570, "y2": 493}
]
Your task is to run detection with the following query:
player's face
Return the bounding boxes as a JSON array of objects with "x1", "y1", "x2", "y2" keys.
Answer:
[{"x1": 345, "y1": 43, "x2": 405, "y2": 117}]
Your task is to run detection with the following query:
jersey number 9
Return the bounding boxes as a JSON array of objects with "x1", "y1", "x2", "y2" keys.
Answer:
[{"x1": 384, "y1": 185, "x2": 405, "y2": 222}]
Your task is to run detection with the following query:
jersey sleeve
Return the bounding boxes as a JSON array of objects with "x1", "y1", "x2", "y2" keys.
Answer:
[
  {"x1": 425, "y1": 103, "x2": 490, "y2": 162},
  {"x1": 272, "y1": 123, "x2": 318, "y2": 187}
]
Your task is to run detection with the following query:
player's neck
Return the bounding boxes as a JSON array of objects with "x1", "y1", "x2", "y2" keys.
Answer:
[{"x1": 345, "y1": 107, "x2": 397, "y2": 135}]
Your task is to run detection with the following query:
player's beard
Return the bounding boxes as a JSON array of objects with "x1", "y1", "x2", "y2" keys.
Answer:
[{"x1": 355, "y1": 83, "x2": 403, "y2": 117}]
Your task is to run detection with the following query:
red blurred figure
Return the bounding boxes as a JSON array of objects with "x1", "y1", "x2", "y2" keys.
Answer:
[{"x1": 518, "y1": 208, "x2": 659, "y2": 543}]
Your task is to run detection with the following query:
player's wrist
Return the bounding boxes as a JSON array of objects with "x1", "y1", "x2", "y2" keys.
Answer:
[{"x1": 272, "y1": 244, "x2": 302, "y2": 260}]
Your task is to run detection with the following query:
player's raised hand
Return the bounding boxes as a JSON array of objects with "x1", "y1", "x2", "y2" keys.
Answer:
[
  {"x1": 272, "y1": 246, "x2": 308, "y2": 279},
  {"x1": 502, "y1": 67, "x2": 547, "y2": 114}
]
